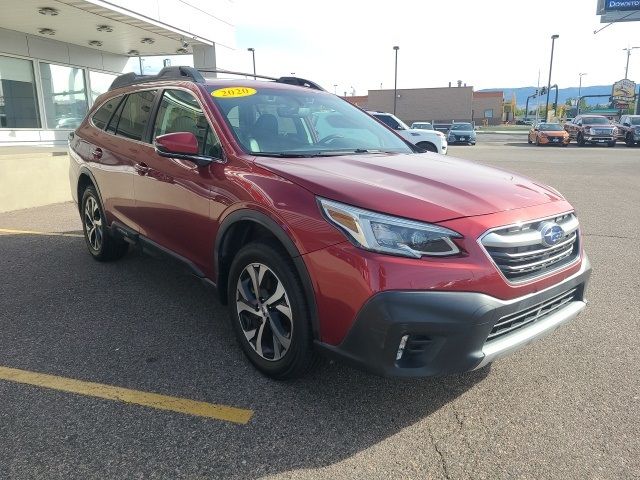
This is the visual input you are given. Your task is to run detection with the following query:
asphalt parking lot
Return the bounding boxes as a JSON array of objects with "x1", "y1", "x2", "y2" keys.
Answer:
[{"x1": 1, "y1": 138, "x2": 639, "y2": 479}]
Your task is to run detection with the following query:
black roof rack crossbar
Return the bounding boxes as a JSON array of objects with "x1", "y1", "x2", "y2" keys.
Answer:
[
  {"x1": 109, "y1": 65, "x2": 326, "y2": 92},
  {"x1": 198, "y1": 68, "x2": 278, "y2": 81},
  {"x1": 199, "y1": 69, "x2": 325, "y2": 91},
  {"x1": 109, "y1": 66, "x2": 206, "y2": 91},
  {"x1": 275, "y1": 76, "x2": 325, "y2": 91}
]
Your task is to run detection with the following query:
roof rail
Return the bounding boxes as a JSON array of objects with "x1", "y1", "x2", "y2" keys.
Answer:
[
  {"x1": 109, "y1": 65, "x2": 325, "y2": 92},
  {"x1": 109, "y1": 66, "x2": 206, "y2": 91}
]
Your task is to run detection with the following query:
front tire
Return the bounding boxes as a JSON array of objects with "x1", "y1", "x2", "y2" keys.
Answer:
[
  {"x1": 607, "y1": 140, "x2": 616, "y2": 148},
  {"x1": 626, "y1": 133, "x2": 635, "y2": 147},
  {"x1": 417, "y1": 141, "x2": 438, "y2": 153},
  {"x1": 577, "y1": 133, "x2": 586, "y2": 147},
  {"x1": 227, "y1": 241, "x2": 315, "y2": 379},
  {"x1": 81, "y1": 187, "x2": 128, "y2": 261}
]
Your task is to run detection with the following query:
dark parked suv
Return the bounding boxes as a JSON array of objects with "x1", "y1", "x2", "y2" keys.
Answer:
[{"x1": 69, "y1": 67, "x2": 591, "y2": 379}]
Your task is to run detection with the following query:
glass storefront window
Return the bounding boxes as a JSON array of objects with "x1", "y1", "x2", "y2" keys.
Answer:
[
  {"x1": 89, "y1": 71, "x2": 117, "y2": 103},
  {"x1": 39, "y1": 62, "x2": 88, "y2": 129},
  {"x1": 0, "y1": 56, "x2": 41, "y2": 128}
]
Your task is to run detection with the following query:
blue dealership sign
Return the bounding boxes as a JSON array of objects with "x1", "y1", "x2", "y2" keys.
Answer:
[{"x1": 605, "y1": 0, "x2": 640, "y2": 11}]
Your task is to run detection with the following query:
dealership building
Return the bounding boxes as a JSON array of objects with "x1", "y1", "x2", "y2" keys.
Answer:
[
  {"x1": 0, "y1": 0, "x2": 234, "y2": 146},
  {"x1": 346, "y1": 87, "x2": 506, "y2": 126}
]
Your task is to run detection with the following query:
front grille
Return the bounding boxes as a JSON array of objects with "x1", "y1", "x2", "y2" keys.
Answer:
[
  {"x1": 487, "y1": 288, "x2": 578, "y2": 341},
  {"x1": 591, "y1": 128, "x2": 613, "y2": 135},
  {"x1": 480, "y1": 213, "x2": 580, "y2": 282}
]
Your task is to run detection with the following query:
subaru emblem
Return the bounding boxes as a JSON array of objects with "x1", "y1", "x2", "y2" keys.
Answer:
[{"x1": 539, "y1": 222, "x2": 564, "y2": 247}]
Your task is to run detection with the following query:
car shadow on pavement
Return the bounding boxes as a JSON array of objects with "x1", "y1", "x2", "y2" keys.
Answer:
[{"x1": 0, "y1": 233, "x2": 490, "y2": 479}]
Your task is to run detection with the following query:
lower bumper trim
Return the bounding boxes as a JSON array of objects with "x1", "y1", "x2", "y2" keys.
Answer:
[{"x1": 474, "y1": 300, "x2": 586, "y2": 370}]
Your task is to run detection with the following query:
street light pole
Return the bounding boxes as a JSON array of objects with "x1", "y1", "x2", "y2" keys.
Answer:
[
  {"x1": 577, "y1": 72, "x2": 587, "y2": 116},
  {"x1": 623, "y1": 47, "x2": 640, "y2": 79},
  {"x1": 247, "y1": 48, "x2": 256, "y2": 79},
  {"x1": 393, "y1": 46, "x2": 399, "y2": 115},
  {"x1": 333, "y1": 84, "x2": 337, "y2": 95},
  {"x1": 545, "y1": 34, "x2": 559, "y2": 122}
]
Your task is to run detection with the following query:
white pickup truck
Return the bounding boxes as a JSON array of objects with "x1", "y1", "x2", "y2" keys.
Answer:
[{"x1": 368, "y1": 111, "x2": 448, "y2": 154}]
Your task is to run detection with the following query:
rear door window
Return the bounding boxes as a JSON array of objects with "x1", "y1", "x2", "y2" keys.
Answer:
[
  {"x1": 92, "y1": 95, "x2": 123, "y2": 130},
  {"x1": 112, "y1": 90, "x2": 157, "y2": 142}
]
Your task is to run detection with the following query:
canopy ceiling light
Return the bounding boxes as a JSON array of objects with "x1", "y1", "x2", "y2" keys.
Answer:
[
  {"x1": 96, "y1": 25, "x2": 113, "y2": 33},
  {"x1": 88, "y1": 40, "x2": 103, "y2": 47},
  {"x1": 127, "y1": 49, "x2": 140, "y2": 56},
  {"x1": 140, "y1": 38, "x2": 155, "y2": 45},
  {"x1": 38, "y1": 28, "x2": 56, "y2": 36},
  {"x1": 38, "y1": 7, "x2": 59, "y2": 16}
]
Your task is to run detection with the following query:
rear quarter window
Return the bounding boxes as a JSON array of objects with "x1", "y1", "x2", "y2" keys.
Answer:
[
  {"x1": 112, "y1": 90, "x2": 157, "y2": 141},
  {"x1": 91, "y1": 95, "x2": 123, "y2": 130}
]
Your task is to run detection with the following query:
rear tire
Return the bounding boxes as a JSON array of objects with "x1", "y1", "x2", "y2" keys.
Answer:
[
  {"x1": 81, "y1": 186, "x2": 128, "y2": 262},
  {"x1": 227, "y1": 241, "x2": 316, "y2": 379}
]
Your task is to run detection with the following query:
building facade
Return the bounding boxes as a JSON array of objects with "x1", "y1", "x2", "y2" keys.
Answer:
[
  {"x1": 472, "y1": 91, "x2": 504, "y2": 126},
  {"x1": 0, "y1": 0, "x2": 234, "y2": 145},
  {"x1": 367, "y1": 87, "x2": 474, "y2": 125}
]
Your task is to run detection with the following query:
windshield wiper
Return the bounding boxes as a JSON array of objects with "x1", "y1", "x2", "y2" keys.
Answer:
[{"x1": 254, "y1": 149, "x2": 397, "y2": 158}]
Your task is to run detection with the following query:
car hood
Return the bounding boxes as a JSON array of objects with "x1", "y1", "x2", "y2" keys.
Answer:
[
  {"x1": 583, "y1": 123, "x2": 614, "y2": 128},
  {"x1": 402, "y1": 128, "x2": 441, "y2": 138},
  {"x1": 449, "y1": 130, "x2": 475, "y2": 135},
  {"x1": 255, "y1": 153, "x2": 564, "y2": 223}
]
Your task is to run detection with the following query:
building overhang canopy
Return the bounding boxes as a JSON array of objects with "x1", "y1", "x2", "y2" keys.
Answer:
[{"x1": 0, "y1": 0, "x2": 212, "y2": 57}]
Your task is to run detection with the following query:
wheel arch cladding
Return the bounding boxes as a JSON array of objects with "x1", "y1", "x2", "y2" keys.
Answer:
[
  {"x1": 215, "y1": 209, "x2": 321, "y2": 339},
  {"x1": 77, "y1": 168, "x2": 103, "y2": 212}
]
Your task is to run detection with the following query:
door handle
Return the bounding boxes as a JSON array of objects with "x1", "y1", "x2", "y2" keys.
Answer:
[
  {"x1": 91, "y1": 147, "x2": 102, "y2": 160},
  {"x1": 135, "y1": 162, "x2": 150, "y2": 175}
]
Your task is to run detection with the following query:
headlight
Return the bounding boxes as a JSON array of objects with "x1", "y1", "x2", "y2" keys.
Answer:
[
  {"x1": 588, "y1": 128, "x2": 596, "y2": 135},
  {"x1": 318, "y1": 198, "x2": 462, "y2": 258}
]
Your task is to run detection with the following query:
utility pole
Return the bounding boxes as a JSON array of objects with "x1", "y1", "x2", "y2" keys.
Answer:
[
  {"x1": 623, "y1": 47, "x2": 639, "y2": 79},
  {"x1": 247, "y1": 48, "x2": 256, "y2": 79},
  {"x1": 393, "y1": 46, "x2": 399, "y2": 115},
  {"x1": 577, "y1": 73, "x2": 587, "y2": 116},
  {"x1": 545, "y1": 34, "x2": 559, "y2": 122}
]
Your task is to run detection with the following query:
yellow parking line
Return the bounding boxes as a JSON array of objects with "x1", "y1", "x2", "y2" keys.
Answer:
[
  {"x1": 0, "y1": 228, "x2": 83, "y2": 238},
  {"x1": 0, "y1": 366, "x2": 253, "y2": 425}
]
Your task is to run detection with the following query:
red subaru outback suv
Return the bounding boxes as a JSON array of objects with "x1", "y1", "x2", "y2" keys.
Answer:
[{"x1": 69, "y1": 67, "x2": 591, "y2": 379}]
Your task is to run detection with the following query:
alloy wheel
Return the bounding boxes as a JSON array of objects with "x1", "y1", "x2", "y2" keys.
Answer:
[
  {"x1": 235, "y1": 263, "x2": 293, "y2": 361},
  {"x1": 84, "y1": 196, "x2": 103, "y2": 251}
]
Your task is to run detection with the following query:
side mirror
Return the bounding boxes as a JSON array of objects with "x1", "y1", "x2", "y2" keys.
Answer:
[
  {"x1": 624, "y1": 122, "x2": 631, "y2": 127},
  {"x1": 155, "y1": 132, "x2": 213, "y2": 167}
]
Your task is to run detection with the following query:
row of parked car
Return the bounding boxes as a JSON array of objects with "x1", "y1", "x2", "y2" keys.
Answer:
[
  {"x1": 365, "y1": 111, "x2": 477, "y2": 155},
  {"x1": 528, "y1": 114, "x2": 640, "y2": 147}
]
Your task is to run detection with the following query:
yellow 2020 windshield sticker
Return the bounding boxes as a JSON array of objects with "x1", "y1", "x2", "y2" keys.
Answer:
[{"x1": 211, "y1": 87, "x2": 257, "y2": 98}]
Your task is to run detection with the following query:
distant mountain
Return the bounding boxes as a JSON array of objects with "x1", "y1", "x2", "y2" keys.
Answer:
[{"x1": 479, "y1": 85, "x2": 615, "y2": 107}]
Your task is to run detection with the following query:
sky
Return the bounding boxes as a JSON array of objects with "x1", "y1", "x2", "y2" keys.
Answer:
[{"x1": 217, "y1": 0, "x2": 640, "y2": 95}]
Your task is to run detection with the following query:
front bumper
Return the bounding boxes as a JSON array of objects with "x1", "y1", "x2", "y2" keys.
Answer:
[
  {"x1": 316, "y1": 256, "x2": 591, "y2": 377},
  {"x1": 539, "y1": 136, "x2": 569, "y2": 145},
  {"x1": 448, "y1": 135, "x2": 476, "y2": 144},
  {"x1": 584, "y1": 135, "x2": 615, "y2": 143}
]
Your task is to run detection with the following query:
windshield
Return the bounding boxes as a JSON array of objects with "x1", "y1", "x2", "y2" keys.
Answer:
[
  {"x1": 208, "y1": 86, "x2": 413, "y2": 156},
  {"x1": 413, "y1": 123, "x2": 433, "y2": 130},
  {"x1": 538, "y1": 123, "x2": 563, "y2": 131},
  {"x1": 583, "y1": 117, "x2": 609, "y2": 125},
  {"x1": 450, "y1": 123, "x2": 473, "y2": 131},
  {"x1": 630, "y1": 117, "x2": 640, "y2": 125}
]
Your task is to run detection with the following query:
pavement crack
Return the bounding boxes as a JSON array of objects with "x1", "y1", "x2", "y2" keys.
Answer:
[
  {"x1": 583, "y1": 233, "x2": 636, "y2": 240},
  {"x1": 427, "y1": 425, "x2": 451, "y2": 480}
]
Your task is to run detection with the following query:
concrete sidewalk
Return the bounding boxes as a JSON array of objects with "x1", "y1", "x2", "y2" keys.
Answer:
[{"x1": 0, "y1": 147, "x2": 71, "y2": 213}]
